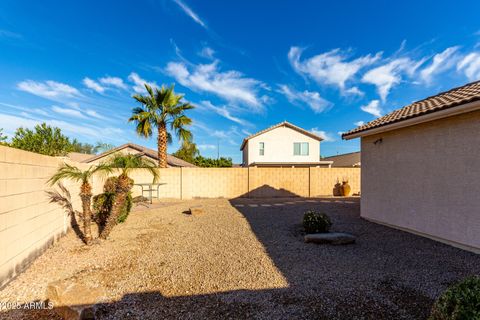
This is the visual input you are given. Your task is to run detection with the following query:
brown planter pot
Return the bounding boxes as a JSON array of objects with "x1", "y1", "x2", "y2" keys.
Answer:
[{"x1": 341, "y1": 182, "x2": 351, "y2": 196}]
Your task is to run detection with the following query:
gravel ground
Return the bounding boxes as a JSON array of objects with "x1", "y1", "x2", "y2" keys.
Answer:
[{"x1": 0, "y1": 197, "x2": 479, "y2": 319}]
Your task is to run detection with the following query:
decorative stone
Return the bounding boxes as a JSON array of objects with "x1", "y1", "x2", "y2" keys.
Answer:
[
  {"x1": 46, "y1": 280, "x2": 106, "y2": 320},
  {"x1": 304, "y1": 232, "x2": 356, "y2": 245},
  {"x1": 189, "y1": 206, "x2": 204, "y2": 216}
]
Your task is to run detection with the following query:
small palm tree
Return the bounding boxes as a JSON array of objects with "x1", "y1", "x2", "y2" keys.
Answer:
[
  {"x1": 129, "y1": 84, "x2": 194, "y2": 168},
  {"x1": 48, "y1": 163, "x2": 112, "y2": 244},
  {"x1": 99, "y1": 154, "x2": 159, "y2": 239}
]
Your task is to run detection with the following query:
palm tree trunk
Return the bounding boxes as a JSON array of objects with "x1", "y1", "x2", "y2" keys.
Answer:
[
  {"x1": 80, "y1": 183, "x2": 93, "y2": 245},
  {"x1": 99, "y1": 174, "x2": 133, "y2": 240},
  {"x1": 158, "y1": 122, "x2": 168, "y2": 168}
]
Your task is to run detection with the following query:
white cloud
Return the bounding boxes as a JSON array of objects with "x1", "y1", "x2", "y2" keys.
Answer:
[
  {"x1": 360, "y1": 100, "x2": 382, "y2": 117},
  {"x1": 173, "y1": 0, "x2": 207, "y2": 29},
  {"x1": 344, "y1": 86, "x2": 364, "y2": 96},
  {"x1": 17, "y1": 80, "x2": 80, "y2": 99},
  {"x1": 82, "y1": 77, "x2": 105, "y2": 93},
  {"x1": 420, "y1": 46, "x2": 460, "y2": 83},
  {"x1": 0, "y1": 112, "x2": 122, "y2": 142},
  {"x1": 311, "y1": 128, "x2": 336, "y2": 142},
  {"x1": 288, "y1": 47, "x2": 381, "y2": 92},
  {"x1": 51, "y1": 105, "x2": 86, "y2": 118},
  {"x1": 198, "y1": 144, "x2": 216, "y2": 150},
  {"x1": 128, "y1": 72, "x2": 158, "y2": 94},
  {"x1": 278, "y1": 85, "x2": 332, "y2": 113},
  {"x1": 99, "y1": 76, "x2": 127, "y2": 90},
  {"x1": 457, "y1": 52, "x2": 480, "y2": 81},
  {"x1": 361, "y1": 57, "x2": 423, "y2": 102},
  {"x1": 199, "y1": 101, "x2": 248, "y2": 125},
  {"x1": 165, "y1": 60, "x2": 265, "y2": 111},
  {"x1": 199, "y1": 46, "x2": 215, "y2": 59},
  {"x1": 354, "y1": 121, "x2": 365, "y2": 126},
  {"x1": 85, "y1": 109, "x2": 105, "y2": 119}
]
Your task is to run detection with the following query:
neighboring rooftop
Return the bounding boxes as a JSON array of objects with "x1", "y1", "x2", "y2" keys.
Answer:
[
  {"x1": 83, "y1": 142, "x2": 197, "y2": 167},
  {"x1": 343, "y1": 80, "x2": 480, "y2": 139},
  {"x1": 240, "y1": 121, "x2": 323, "y2": 150},
  {"x1": 323, "y1": 151, "x2": 361, "y2": 168}
]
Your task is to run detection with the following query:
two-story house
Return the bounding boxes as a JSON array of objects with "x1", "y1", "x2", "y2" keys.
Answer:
[{"x1": 240, "y1": 121, "x2": 333, "y2": 167}]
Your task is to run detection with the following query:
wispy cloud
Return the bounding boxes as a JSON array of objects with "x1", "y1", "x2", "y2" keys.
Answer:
[
  {"x1": 361, "y1": 57, "x2": 424, "y2": 102},
  {"x1": 0, "y1": 29, "x2": 22, "y2": 39},
  {"x1": 360, "y1": 100, "x2": 382, "y2": 117},
  {"x1": 17, "y1": 80, "x2": 80, "y2": 99},
  {"x1": 289, "y1": 47, "x2": 381, "y2": 93},
  {"x1": 311, "y1": 128, "x2": 336, "y2": 142},
  {"x1": 51, "y1": 105, "x2": 86, "y2": 118},
  {"x1": 198, "y1": 144, "x2": 216, "y2": 150},
  {"x1": 166, "y1": 60, "x2": 266, "y2": 111},
  {"x1": 128, "y1": 72, "x2": 158, "y2": 94},
  {"x1": 278, "y1": 85, "x2": 332, "y2": 113},
  {"x1": 173, "y1": 0, "x2": 207, "y2": 29},
  {"x1": 99, "y1": 76, "x2": 127, "y2": 90},
  {"x1": 457, "y1": 52, "x2": 480, "y2": 81},
  {"x1": 198, "y1": 46, "x2": 215, "y2": 59},
  {"x1": 82, "y1": 77, "x2": 105, "y2": 93},
  {"x1": 354, "y1": 121, "x2": 365, "y2": 126},
  {"x1": 198, "y1": 100, "x2": 249, "y2": 125},
  {"x1": 0, "y1": 112, "x2": 122, "y2": 142},
  {"x1": 420, "y1": 46, "x2": 460, "y2": 83}
]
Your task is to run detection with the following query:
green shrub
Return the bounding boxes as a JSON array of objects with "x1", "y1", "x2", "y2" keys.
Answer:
[
  {"x1": 303, "y1": 210, "x2": 331, "y2": 233},
  {"x1": 93, "y1": 176, "x2": 133, "y2": 226},
  {"x1": 429, "y1": 275, "x2": 480, "y2": 320}
]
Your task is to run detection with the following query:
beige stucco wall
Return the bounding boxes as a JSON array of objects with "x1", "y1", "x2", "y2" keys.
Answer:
[
  {"x1": 361, "y1": 109, "x2": 480, "y2": 252},
  {"x1": 244, "y1": 126, "x2": 321, "y2": 165}
]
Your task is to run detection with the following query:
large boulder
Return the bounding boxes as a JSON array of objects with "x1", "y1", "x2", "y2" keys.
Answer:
[
  {"x1": 304, "y1": 232, "x2": 355, "y2": 245},
  {"x1": 46, "y1": 280, "x2": 106, "y2": 320}
]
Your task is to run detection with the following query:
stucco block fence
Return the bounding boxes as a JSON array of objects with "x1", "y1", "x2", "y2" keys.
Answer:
[{"x1": 0, "y1": 145, "x2": 359, "y2": 288}]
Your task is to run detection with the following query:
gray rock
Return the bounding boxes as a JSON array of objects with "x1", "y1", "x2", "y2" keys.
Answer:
[{"x1": 304, "y1": 232, "x2": 355, "y2": 245}]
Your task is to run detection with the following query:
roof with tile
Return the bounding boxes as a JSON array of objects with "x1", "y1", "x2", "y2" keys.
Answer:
[{"x1": 342, "y1": 80, "x2": 480, "y2": 139}]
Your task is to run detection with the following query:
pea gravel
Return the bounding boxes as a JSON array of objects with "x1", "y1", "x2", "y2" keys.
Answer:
[{"x1": 0, "y1": 197, "x2": 479, "y2": 319}]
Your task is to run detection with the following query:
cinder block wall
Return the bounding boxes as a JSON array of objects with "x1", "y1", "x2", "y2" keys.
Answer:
[
  {"x1": 0, "y1": 146, "x2": 90, "y2": 288},
  {"x1": 0, "y1": 145, "x2": 360, "y2": 288}
]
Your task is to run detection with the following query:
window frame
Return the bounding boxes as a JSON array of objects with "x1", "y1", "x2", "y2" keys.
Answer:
[
  {"x1": 293, "y1": 142, "x2": 309, "y2": 156},
  {"x1": 259, "y1": 142, "x2": 265, "y2": 156}
]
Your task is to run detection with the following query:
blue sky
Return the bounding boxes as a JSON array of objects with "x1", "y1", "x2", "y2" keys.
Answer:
[{"x1": 1, "y1": 0, "x2": 480, "y2": 162}]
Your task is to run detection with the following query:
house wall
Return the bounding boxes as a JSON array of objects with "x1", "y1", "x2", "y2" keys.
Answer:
[
  {"x1": 361, "y1": 109, "x2": 480, "y2": 252},
  {"x1": 245, "y1": 126, "x2": 321, "y2": 165}
]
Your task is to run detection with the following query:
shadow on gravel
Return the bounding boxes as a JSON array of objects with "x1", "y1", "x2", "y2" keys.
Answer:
[{"x1": 2, "y1": 196, "x2": 480, "y2": 320}]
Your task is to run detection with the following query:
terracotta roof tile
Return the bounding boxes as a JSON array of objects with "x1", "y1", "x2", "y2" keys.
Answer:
[{"x1": 343, "y1": 80, "x2": 480, "y2": 138}]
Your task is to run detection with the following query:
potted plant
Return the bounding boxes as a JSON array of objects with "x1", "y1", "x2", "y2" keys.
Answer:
[{"x1": 341, "y1": 177, "x2": 351, "y2": 197}]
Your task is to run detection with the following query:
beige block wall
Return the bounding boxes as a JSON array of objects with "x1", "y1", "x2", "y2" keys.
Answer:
[
  {"x1": 0, "y1": 145, "x2": 360, "y2": 287},
  {"x1": 0, "y1": 146, "x2": 89, "y2": 288},
  {"x1": 310, "y1": 167, "x2": 360, "y2": 197},
  {"x1": 361, "y1": 110, "x2": 480, "y2": 252}
]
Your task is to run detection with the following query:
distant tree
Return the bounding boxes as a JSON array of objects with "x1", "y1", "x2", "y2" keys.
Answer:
[
  {"x1": 172, "y1": 140, "x2": 199, "y2": 164},
  {"x1": 193, "y1": 155, "x2": 232, "y2": 167},
  {"x1": 93, "y1": 141, "x2": 116, "y2": 154},
  {"x1": 11, "y1": 123, "x2": 74, "y2": 156},
  {"x1": 128, "y1": 84, "x2": 194, "y2": 168},
  {"x1": 0, "y1": 128, "x2": 8, "y2": 145},
  {"x1": 71, "y1": 140, "x2": 95, "y2": 154}
]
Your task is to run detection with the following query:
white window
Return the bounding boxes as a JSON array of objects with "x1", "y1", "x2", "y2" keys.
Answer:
[
  {"x1": 293, "y1": 142, "x2": 309, "y2": 156},
  {"x1": 259, "y1": 142, "x2": 264, "y2": 156}
]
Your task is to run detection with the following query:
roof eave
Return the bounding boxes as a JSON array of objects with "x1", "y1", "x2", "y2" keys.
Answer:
[{"x1": 343, "y1": 99, "x2": 480, "y2": 140}]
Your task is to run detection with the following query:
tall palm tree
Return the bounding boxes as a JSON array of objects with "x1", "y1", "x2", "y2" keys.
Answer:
[
  {"x1": 48, "y1": 163, "x2": 112, "y2": 245},
  {"x1": 99, "y1": 154, "x2": 159, "y2": 239},
  {"x1": 129, "y1": 84, "x2": 194, "y2": 168}
]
